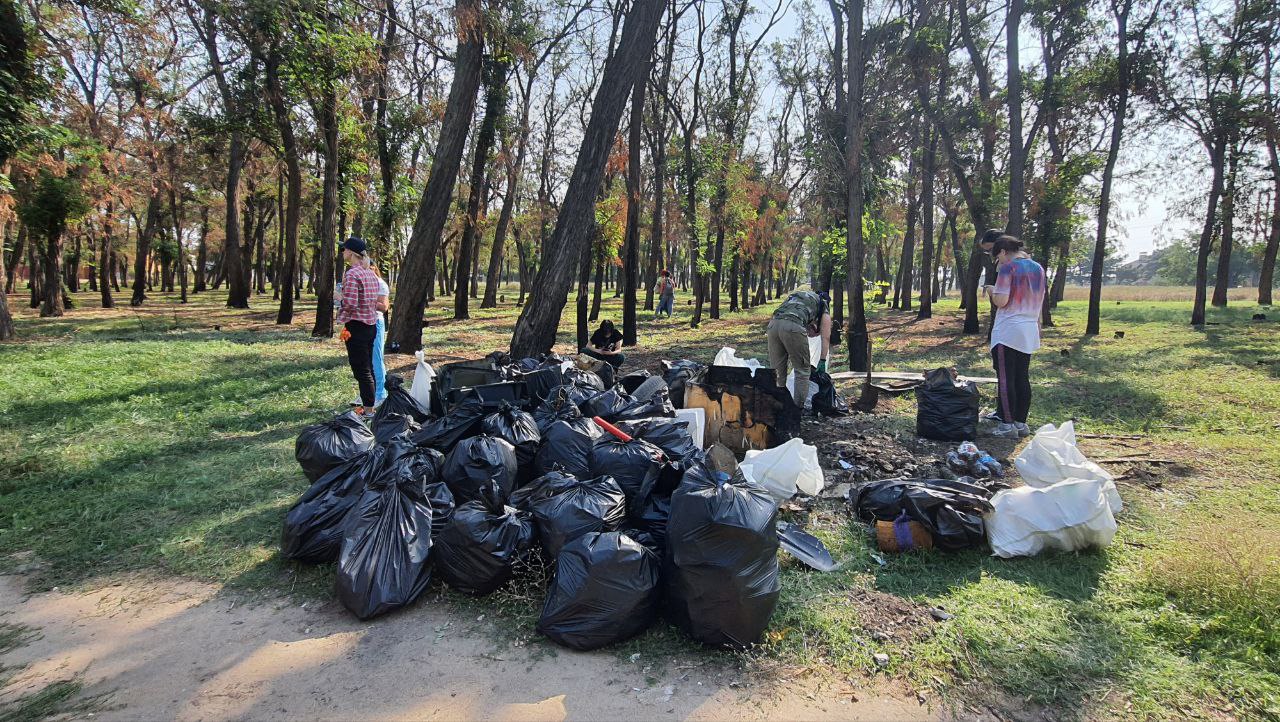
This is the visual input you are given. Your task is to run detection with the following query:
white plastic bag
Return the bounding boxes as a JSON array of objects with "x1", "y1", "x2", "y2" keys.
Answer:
[
  {"x1": 409, "y1": 351, "x2": 435, "y2": 410},
  {"x1": 739, "y1": 437, "x2": 825, "y2": 503},
  {"x1": 985, "y1": 478, "x2": 1118, "y2": 558},
  {"x1": 674, "y1": 407, "x2": 706, "y2": 449},
  {"x1": 713, "y1": 347, "x2": 765, "y2": 374},
  {"x1": 1015, "y1": 420, "x2": 1122, "y2": 512}
]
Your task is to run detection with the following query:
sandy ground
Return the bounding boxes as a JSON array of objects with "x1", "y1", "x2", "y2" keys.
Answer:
[{"x1": 0, "y1": 575, "x2": 940, "y2": 721}]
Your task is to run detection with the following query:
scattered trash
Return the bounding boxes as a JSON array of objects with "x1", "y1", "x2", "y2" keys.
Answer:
[
  {"x1": 850, "y1": 477, "x2": 997, "y2": 551},
  {"x1": 712, "y1": 347, "x2": 766, "y2": 374},
  {"x1": 666, "y1": 461, "x2": 781, "y2": 649},
  {"x1": 945, "y1": 441, "x2": 1004, "y2": 479},
  {"x1": 915, "y1": 367, "x2": 980, "y2": 441},
  {"x1": 873, "y1": 653, "x2": 890, "y2": 668},
  {"x1": 777, "y1": 522, "x2": 839, "y2": 572},
  {"x1": 434, "y1": 483, "x2": 536, "y2": 595},
  {"x1": 738, "y1": 437, "x2": 825, "y2": 503},
  {"x1": 929, "y1": 607, "x2": 953, "y2": 621},
  {"x1": 294, "y1": 410, "x2": 375, "y2": 482},
  {"x1": 537, "y1": 531, "x2": 661, "y2": 650}
]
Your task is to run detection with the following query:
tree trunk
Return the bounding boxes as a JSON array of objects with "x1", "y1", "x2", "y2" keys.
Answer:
[
  {"x1": 1212, "y1": 142, "x2": 1238, "y2": 308},
  {"x1": 264, "y1": 47, "x2": 301, "y2": 325},
  {"x1": 313, "y1": 86, "x2": 339, "y2": 336},
  {"x1": 194, "y1": 205, "x2": 208, "y2": 293},
  {"x1": 1191, "y1": 133, "x2": 1226, "y2": 326},
  {"x1": 509, "y1": 0, "x2": 663, "y2": 357},
  {"x1": 0, "y1": 220, "x2": 12, "y2": 339},
  {"x1": 1005, "y1": 0, "x2": 1025, "y2": 238},
  {"x1": 589, "y1": 252, "x2": 604, "y2": 322},
  {"x1": 918, "y1": 128, "x2": 936, "y2": 319},
  {"x1": 99, "y1": 203, "x2": 115, "y2": 308},
  {"x1": 896, "y1": 155, "x2": 918, "y2": 310},
  {"x1": 1087, "y1": 3, "x2": 1131, "y2": 333},
  {"x1": 131, "y1": 194, "x2": 162, "y2": 306},
  {"x1": 373, "y1": 0, "x2": 398, "y2": 258},
  {"x1": 224, "y1": 133, "x2": 249, "y2": 308},
  {"x1": 576, "y1": 232, "x2": 592, "y2": 349},
  {"x1": 622, "y1": 52, "x2": 649, "y2": 346},
  {"x1": 456, "y1": 56, "x2": 509, "y2": 320},
  {"x1": 4, "y1": 222, "x2": 23, "y2": 294},
  {"x1": 388, "y1": 0, "x2": 485, "y2": 352},
  {"x1": 1260, "y1": 125, "x2": 1279, "y2": 306},
  {"x1": 846, "y1": 0, "x2": 869, "y2": 371},
  {"x1": 483, "y1": 66, "x2": 535, "y2": 309}
]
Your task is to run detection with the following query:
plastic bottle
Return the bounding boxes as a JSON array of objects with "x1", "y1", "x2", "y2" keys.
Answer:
[{"x1": 977, "y1": 451, "x2": 1004, "y2": 477}]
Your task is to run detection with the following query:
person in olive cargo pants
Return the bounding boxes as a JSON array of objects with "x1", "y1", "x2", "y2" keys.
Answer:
[{"x1": 767, "y1": 289, "x2": 832, "y2": 408}]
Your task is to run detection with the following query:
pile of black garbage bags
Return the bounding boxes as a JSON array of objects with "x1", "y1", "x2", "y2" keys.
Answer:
[{"x1": 283, "y1": 355, "x2": 782, "y2": 652}]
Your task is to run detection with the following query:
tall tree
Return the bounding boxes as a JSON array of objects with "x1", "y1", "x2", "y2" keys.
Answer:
[
  {"x1": 456, "y1": 52, "x2": 510, "y2": 320},
  {"x1": 846, "y1": 0, "x2": 869, "y2": 372},
  {"x1": 1006, "y1": 0, "x2": 1026, "y2": 238},
  {"x1": 387, "y1": 0, "x2": 486, "y2": 352},
  {"x1": 621, "y1": 44, "x2": 651, "y2": 346},
  {"x1": 509, "y1": 0, "x2": 664, "y2": 357}
]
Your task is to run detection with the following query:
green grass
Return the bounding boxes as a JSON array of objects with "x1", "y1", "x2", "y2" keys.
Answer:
[{"x1": 1, "y1": 286, "x2": 1278, "y2": 720}]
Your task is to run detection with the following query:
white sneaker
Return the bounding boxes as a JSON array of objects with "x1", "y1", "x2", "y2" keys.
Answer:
[
  {"x1": 1016, "y1": 422, "x2": 1030, "y2": 437},
  {"x1": 990, "y1": 422, "x2": 1021, "y2": 439}
]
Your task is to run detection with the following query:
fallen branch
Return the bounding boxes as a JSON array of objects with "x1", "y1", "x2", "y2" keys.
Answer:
[
  {"x1": 1097, "y1": 457, "x2": 1176, "y2": 464},
  {"x1": 1077, "y1": 433, "x2": 1146, "y2": 440}
]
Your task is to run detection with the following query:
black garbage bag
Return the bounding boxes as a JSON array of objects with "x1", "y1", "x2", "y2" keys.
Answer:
[
  {"x1": 282, "y1": 446, "x2": 383, "y2": 563},
  {"x1": 580, "y1": 387, "x2": 632, "y2": 419},
  {"x1": 533, "y1": 416, "x2": 602, "y2": 479},
  {"x1": 631, "y1": 492, "x2": 671, "y2": 553},
  {"x1": 536, "y1": 531, "x2": 661, "y2": 650},
  {"x1": 616, "y1": 418, "x2": 699, "y2": 463},
  {"x1": 481, "y1": 402, "x2": 541, "y2": 471},
  {"x1": 442, "y1": 435, "x2": 518, "y2": 505},
  {"x1": 590, "y1": 436, "x2": 664, "y2": 518},
  {"x1": 662, "y1": 359, "x2": 706, "y2": 409},
  {"x1": 335, "y1": 440, "x2": 447, "y2": 619},
  {"x1": 522, "y1": 473, "x2": 627, "y2": 558},
  {"x1": 370, "y1": 412, "x2": 421, "y2": 445},
  {"x1": 810, "y1": 369, "x2": 850, "y2": 417},
  {"x1": 582, "y1": 387, "x2": 676, "y2": 423},
  {"x1": 372, "y1": 374, "x2": 432, "y2": 425},
  {"x1": 618, "y1": 371, "x2": 652, "y2": 395},
  {"x1": 665, "y1": 461, "x2": 781, "y2": 649},
  {"x1": 533, "y1": 385, "x2": 591, "y2": 431},
  {"x1": 915, "y1": 367, "x2": 979, "y2": 441},
  {"x1": 435, "y1": 483, "x2": 536, "y2": 595},
  {"x1": 412, "y1": 391, "x2": 486, "y2": 453},
  {"x1": 848, "y1": 477, "x2": 995, "y2": 551},
  {"x1": 295, "y1": 411, "x2": 376, "y2": 482},
  {"x1": 564, "y1": 367, "x2": 605, "y2": 394}
]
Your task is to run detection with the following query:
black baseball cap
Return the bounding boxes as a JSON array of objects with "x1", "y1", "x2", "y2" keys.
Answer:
[{"x1": 343, "y1": 237, "x2": 368, "y2": 254}]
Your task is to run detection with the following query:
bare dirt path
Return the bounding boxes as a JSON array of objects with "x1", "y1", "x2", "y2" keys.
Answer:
[{"x1": 0, "y1": 575, "x2": 937, "y2": 721}]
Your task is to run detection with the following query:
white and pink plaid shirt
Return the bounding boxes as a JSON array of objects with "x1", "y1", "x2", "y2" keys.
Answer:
[{"x1": 336, "y1": 264, "x2": 380, "y2": 325}]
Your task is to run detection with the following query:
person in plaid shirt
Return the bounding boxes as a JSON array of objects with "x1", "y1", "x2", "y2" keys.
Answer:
[{"x1": 336, "y1": 237, "x2": 381, "y2": 414}]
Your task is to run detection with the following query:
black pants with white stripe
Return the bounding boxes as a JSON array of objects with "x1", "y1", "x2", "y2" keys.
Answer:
[{"x1": 991, "y1": 344, "x2": 1032, "y2": 424}]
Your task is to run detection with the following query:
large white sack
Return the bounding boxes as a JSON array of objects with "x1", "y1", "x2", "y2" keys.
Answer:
[
  {"x1": 739, "y1": 437, "x2": 825, "y2": 503},
  {"x1": 409, "y1": 351, "x2": 436, "y2": 409},
  {"x1": 1015, "y1": 420, "x2": 1122, "y2": 512},
  {"x1": 985, "y1": 478, "x2": 1118, "y2": 558}
]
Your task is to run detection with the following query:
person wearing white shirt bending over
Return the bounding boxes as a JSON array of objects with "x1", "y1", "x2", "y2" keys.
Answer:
[{"x1": 984, "y1": 235, "x2": 1045, "y2": 439}]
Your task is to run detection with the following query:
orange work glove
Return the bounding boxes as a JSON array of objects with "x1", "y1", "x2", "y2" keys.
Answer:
[{"x1": 339, "y1": 328, "x2": 351, "y2": 343}]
